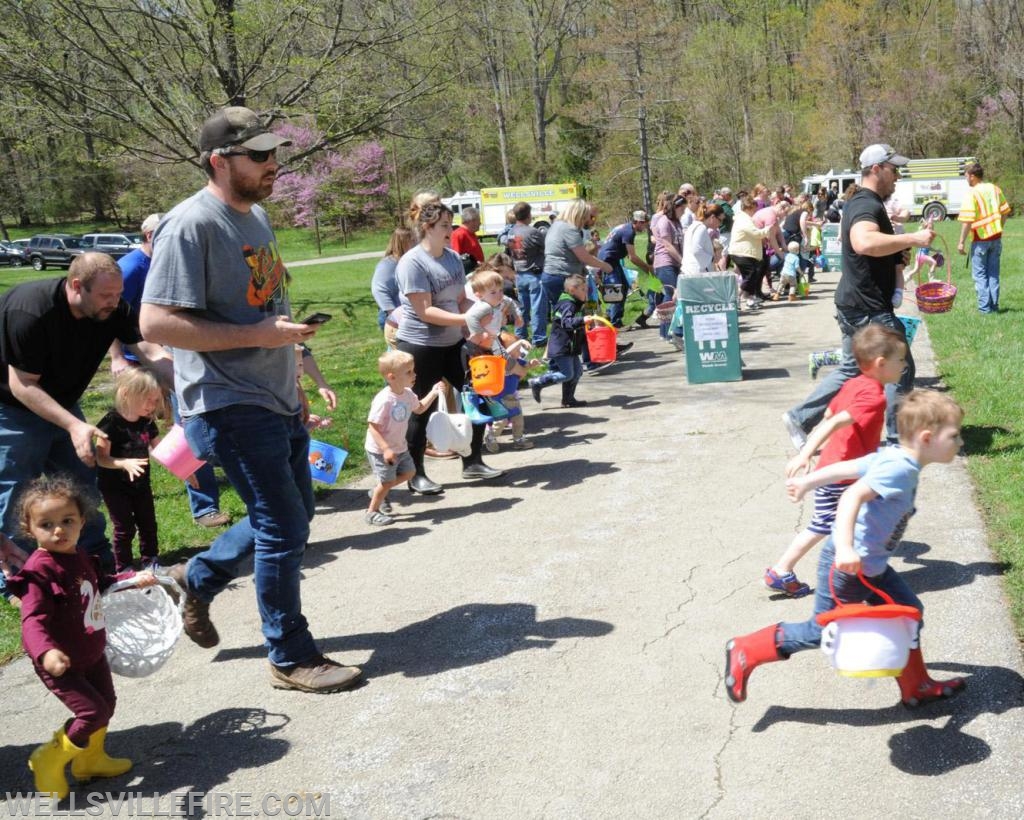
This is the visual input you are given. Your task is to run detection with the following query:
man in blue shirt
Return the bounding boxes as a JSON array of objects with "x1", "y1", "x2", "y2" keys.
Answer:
[{"x1": 597, "y1": 211, "x2": 652, "y2": 327}]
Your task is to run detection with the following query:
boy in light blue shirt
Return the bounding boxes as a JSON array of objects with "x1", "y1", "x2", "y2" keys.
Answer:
[
  {"x1": 773, "y1": 240, "x2": 802, "y2": 301},
  {"x1": 725, "y1": 389, "x2": 967, "y2": 707}
]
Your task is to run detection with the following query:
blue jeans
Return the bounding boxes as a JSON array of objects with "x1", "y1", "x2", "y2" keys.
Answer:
[
  {"x1": 787, "y1": 308, "x2": 914, "y2": 442},
  {"x1": 169, "y1": 392, "x2": 221, "y2": 519},
  {"x1": 534, "y1": 354, "x2": 583, "y2": 404},
  {"x1": 651, "y1": 266, "x2": 679, "y2": 338},
  {"x1": 182, "y1": 405, "x2": 318, "y2": 667},
  {"x1": 778, "y1": 539, "x2": 923, "y2": 656},
  {"x1": 515, "y1": 272, "x2": 548, "y2": 347},
  {"x1": 970, "y1": 238, "x2": 1001, "y2": 313},
  {"x1": 0, "y1": 402, "x2": 112, "y2": 596},
  {"x1": 540, "y1": 273, "x2": 568, "y2": 323}
]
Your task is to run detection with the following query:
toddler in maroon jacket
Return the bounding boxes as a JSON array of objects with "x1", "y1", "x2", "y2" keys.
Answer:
[{"x1": 6, "y1": 475, "x2": 156, "y2": 799}]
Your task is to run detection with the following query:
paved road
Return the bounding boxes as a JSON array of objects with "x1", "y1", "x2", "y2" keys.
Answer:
[
  {"x1": 287, "y1": 251, "x2": 384, "y2": 268},
  {"x1": 2, "y1": 273, "x2": 1022, "y2": 819}
]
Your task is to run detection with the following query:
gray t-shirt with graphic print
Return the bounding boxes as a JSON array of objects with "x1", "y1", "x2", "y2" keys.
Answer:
[{"x1": 142, "y1": 188, "x2": 298, "y2": 417}]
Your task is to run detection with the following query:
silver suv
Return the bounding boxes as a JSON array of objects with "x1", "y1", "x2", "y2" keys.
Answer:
[{"x1": 78, "y1": 233, "x2": 141, "y2": 260}]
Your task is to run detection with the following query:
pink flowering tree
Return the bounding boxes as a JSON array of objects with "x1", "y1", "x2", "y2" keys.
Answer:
[{"x1": 270, "y1": 122, "x2": 391, "y2": 244}]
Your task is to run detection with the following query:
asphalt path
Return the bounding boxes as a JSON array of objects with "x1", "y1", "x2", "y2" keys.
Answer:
[{"x1": 2, "y1": 270, "x2": 1022, "y2": 819}]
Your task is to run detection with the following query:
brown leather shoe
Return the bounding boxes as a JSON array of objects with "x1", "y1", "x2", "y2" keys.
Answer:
[
  {"x1": 194, "y1": 511, "x2": 231, "y2": 528},
  {"x1": 269, "y1": 655, "x2": 362, "y2": 693},
  {"x1": 166, "y1": 562, "x2": 220, "y2": 649}
]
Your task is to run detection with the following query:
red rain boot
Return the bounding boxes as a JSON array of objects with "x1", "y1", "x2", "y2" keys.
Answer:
[
  {"x1": 896, "y1": 648, "x2": 966, "y2": 707},
  {"x1": 724, "y1": 624, "x2": 783, "y2": 703}
]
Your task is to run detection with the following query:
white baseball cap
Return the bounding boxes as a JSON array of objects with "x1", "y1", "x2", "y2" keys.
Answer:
[{"x1": 859, "y1": 143, "x2": 909, "y2": 169}]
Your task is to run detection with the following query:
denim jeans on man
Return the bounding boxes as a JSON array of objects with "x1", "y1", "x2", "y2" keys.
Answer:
[
  {"x1": 0, "y1": 402, "x2": 112, "y2": 597},
  {"x1": 777, "y1": 538, "x2": 923, "y2": 656},
  {"x1": 787, "y1": 308, "x2": 913, "y2": 442},
  {"x1": 182, "y1": 405, "x2": 318, "y2": 667},
  {"x1": 169, "y1": 391, "x2": 221, "y2": 520},
  {"x1": 515, "y1": 272, "x2": 548, "y2": 347},
  {"x1": 970, "y1": 237, "x2": 1002, "y2": 313}
]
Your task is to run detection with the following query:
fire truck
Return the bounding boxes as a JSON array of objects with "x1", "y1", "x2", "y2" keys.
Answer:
[
  {"x1": 443, "y1": 182, "x2": 588, "y2": 235},
  {"x1": 801, "y1": 156, "x2": 976, "y2": 222}
]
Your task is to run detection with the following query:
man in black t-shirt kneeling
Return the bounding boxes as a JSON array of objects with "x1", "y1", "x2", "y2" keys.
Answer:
[{"x1": 0, "y1": 253, "x2": 160, "y2": 600}]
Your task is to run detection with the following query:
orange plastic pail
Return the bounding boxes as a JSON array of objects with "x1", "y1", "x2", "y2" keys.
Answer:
[{"x1": 469, "y1": 355, "x2": 506, "y2": 396}]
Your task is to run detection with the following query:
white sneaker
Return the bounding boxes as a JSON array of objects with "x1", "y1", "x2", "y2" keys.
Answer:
[
  {"x1": 781, "y1": 411, "x2": 808, "y2": 450},
  {"x1": 484, "y1": 427, "x2": 499, "y2": 454}
]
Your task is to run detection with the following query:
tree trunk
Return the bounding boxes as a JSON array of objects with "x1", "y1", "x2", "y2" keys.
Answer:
[
  {"x1": 634, "y1": 45, "x2": 652, "y2": 214},
  {"x1": 83, "y1": 132, "x2": 106, "y2": 222}
]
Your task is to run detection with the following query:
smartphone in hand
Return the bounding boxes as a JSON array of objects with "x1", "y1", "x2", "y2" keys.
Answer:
[{"x1": 300, "y1": 312, "x2": 332, "y2": 325}]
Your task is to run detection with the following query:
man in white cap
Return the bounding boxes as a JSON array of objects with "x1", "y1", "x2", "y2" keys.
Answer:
[
  {"x1": 597, "y1": 209, "x2": 652, "y2": 328},
  {"x1": 141, "y1": 107, "x2": 362, "y2": 693},
  {"x1": 782, "y1": 144, "x2": 935, "y2": 448}
]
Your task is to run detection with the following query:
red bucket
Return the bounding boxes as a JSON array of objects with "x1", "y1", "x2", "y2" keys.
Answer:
[{"x1": 585, "y1": 316, "x2": 617, "y2": 363}]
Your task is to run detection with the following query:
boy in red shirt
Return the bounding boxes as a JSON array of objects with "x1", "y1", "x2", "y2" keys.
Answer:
[{"x1": 763, "y1": 324, "x2": 908, "y2": 597}]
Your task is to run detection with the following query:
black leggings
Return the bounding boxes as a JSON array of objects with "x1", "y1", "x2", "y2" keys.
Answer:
[
  {"x1": 395, "y1": 338, "x2": 485, "y2": 468},
  {"x1": 733, "y1": 255, "x2": 762, "y2": 297}
]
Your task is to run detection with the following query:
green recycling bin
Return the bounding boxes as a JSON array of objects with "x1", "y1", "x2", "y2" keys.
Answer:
[
  {"x1": 678, "y1": 273, "x2": 742, "y2": 384},
  {"x1": 822, "y1": 223, "x2": 842, "y2": 272}
]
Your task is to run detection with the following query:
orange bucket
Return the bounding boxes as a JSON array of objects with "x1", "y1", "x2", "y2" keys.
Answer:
[
  {"x1": 469, "y1": 355, "x2": 506, "y2": 396},
  {"x1": 585, "y1": 315, "x2": 617, "y2": 363}
]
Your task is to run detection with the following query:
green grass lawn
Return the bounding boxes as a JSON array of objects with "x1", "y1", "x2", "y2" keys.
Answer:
[
  {"x1": 1, "y1": 220, "x2": 1022, "y2": 662},
  {"x1": 921, "y1": 219, "x2": 1024, "y2": 626}
]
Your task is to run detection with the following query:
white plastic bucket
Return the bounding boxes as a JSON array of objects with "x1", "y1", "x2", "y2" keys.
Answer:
[{"x1": 820, "y1": 615, "x2": 918, "y2": 678}]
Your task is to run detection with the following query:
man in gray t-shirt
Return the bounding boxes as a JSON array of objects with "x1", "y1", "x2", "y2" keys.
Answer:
[{"x1": 141, "y1": 106, "x2": 361, "y2": 693}]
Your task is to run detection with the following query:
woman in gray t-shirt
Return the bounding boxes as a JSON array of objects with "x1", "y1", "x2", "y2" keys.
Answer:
[
  {"x1": 541, "y1": 199, "x2": 611, "y2": 322},
  {"x1": 394, "y1": 203, "x2": 503, "y2": 494}
]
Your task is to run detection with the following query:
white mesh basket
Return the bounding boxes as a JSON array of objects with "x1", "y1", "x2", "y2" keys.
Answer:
[{"x1": 103, "y1": 575, "x2": 184, "y2": 678}]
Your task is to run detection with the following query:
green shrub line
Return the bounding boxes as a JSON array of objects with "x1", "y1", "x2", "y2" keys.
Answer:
[{"x1": 0, "y1": 222, "x2": 1021, "y2": 663}]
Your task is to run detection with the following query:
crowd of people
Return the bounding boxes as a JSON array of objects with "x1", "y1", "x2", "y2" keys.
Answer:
[{"x1": 0, "y1": 116, "x2": 1005, "y2": 798}]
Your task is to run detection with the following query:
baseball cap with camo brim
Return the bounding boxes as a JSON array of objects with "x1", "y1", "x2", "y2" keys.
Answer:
[
  {"x1": 199, "y1": 107, "x2": 291, "y2": 153},
  {"x1": 859, "y1": 143, "x2": 909, "y2": 170}
]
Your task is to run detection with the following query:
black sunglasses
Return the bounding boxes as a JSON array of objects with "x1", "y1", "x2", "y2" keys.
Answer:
[{"x1": 217, "y1": 147, "x2": 276, "y2": 163}]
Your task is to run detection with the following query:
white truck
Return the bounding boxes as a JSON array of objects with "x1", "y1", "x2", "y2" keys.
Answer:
[{"x1": 801, "y1": 156, "x2": 976, "y2": 222}]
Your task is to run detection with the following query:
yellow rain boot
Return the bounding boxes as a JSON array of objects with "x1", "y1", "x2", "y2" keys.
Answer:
[
  {"x1": 28, "y1": 727, "x2": 84, "y2": 799},
  {"x1": 71, "y1": 726, "x2": 132, "y2": 781}
]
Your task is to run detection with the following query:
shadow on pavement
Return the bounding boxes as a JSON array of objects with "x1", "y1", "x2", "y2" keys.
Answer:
[
  {"x1": 326, "y1": 602, "x2": 614, "y2": 679},
  {"x1": 506, "y1": 458, "x2": 620, "y2": 491},
  {"x1": 741, "y1": 368, "x2": 791, "y2": 381},
  {"x1": 213, "y1": 603, "x2": 614, "y2": 679},
  {"x1": 0, "y1": 708, "x2": 291, "y2": 815},
  {"x1": 897, "y1": 541, "x2": 1009, "y2": 595},
  {"x1": 750, "y1": 661, "x2": 1024, "y2": 775}
]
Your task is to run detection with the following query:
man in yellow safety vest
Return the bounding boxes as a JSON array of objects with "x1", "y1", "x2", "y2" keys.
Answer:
[{"x1": 958, "y1": 162, "x2": 1012, "y2": 314}]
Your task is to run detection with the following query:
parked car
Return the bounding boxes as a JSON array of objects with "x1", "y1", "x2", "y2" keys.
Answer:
[
  {"x1": 78, "y1": 233, "x2": 141, "y2": 259},
  {"x1": 0, "y1": 240, "x2": 26, "y2": 266},
  {"x1": 26, "y1": 234, "x2": 84, "y2": 270}
]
